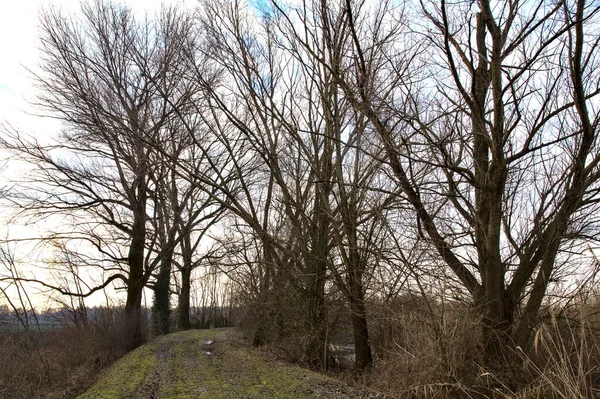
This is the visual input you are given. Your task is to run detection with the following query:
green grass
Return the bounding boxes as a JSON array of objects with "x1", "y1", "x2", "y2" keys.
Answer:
[{"x1": 77, "y1": 328, "x2": 386, "y2": 399}]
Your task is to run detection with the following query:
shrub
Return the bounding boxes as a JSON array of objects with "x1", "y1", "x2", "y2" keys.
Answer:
[{"x1": 0, "y1": 306, "x2": 143, "y2": 399}]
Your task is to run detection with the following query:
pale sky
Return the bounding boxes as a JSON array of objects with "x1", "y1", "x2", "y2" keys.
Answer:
[
  {"x1": 0, "y1": 0, "x2": 194, "y2": 133},
  {"x1": 0, "y1": 0, "x2": 197, "y2": 311},
  {"x1": 0, "y1": 0, "x2": 46, "y2": 132}
]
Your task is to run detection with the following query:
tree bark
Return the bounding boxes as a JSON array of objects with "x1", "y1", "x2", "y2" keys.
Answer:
[
  {"x1": 303, "y1": 125, "x2": 334, "y2": 370},
  {"x1": 177, "y1": 263, "x2": 192, "y2": 330},
  {"x1": 124, "y1": 180, "x2": 148, "y2": 349},
  {"x1": 152, "y1": 243, "x2": 174, "y2": 335},
  {"x1": 305, "y1": 262, "x2": 329, "y2": 370},
  {"x1": 349, "y1": 292, "x2": 373, "y2": 370}
]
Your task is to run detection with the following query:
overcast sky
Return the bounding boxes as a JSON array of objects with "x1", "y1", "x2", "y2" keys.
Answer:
[{"x1": 0, "y1": 0, "x2": 194, "y2": 133}]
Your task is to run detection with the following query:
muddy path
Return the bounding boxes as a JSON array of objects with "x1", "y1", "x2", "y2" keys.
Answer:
[{"x1": 77, "y1": 328, "x2": 388, "y2": 399}]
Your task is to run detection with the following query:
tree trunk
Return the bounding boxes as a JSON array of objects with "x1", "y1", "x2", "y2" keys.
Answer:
[
  {"x1": 474, "y1": 286, "x2": 517, "y2": 372},
  {"x1": 481, "y1": 311, "x2": 514, "y2": 370},
  {"x1": 304, "y1": 171, "x2": 332, "y2": 370},
  {"x1": 305, "y1": 264, "x2": 329, "y2": 370},
  {"x1": 152, "y1": 244, "x2": 174, "y2": 336},
  {"x1": 349, "y1": 294, "x2": 373, "y2": 370},
  {"x1": 177, "y1": 265, "x2": 192, "y2": 330},
  {"x1": 124, "y1": 277, "x2": 144, "y2": 350},
  {"x1": 124, "y1": 191, "x2": 147, "y2": 350},
  {"x1": 345, "y1": 225, "x2": 373, "y2": 369}
]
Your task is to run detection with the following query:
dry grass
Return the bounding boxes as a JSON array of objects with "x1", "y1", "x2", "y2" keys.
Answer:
[
  {"x1": 7, "y1": 296, "x2": 599, "y2": 398},
  {"x1": 0, "y1": 307, "x2": 140, "y2": 399},
  {"x1": 359, "y1": 295, "x2": 600, "y2": 399},
  {"x1": 506, "y1": 302, "x2": 600, "y2": 399},
  {"x1": 363, "y1": 297, "x2": 483, "y2": 398}
]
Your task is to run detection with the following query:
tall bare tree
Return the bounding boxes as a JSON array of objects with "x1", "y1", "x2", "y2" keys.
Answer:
[
  {"x1": 2, "y1": 1, "x2": 197, "y2": 348},
  {"x1": 184, "y1": 0, "x2": 404, "y2": 369},
  {"x1": 295, "y1": 0, "x2": 600, "y2": 368}
]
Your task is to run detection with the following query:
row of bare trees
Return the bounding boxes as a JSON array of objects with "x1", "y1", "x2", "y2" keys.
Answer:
[
  {"x1": 1, "y1": 4, "x2": 225, "y2": 349},
  {"x1": 2, "y1": 0, "x2": 600, "y2": 373}
]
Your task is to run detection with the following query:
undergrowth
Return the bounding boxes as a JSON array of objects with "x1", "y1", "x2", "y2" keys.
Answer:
[
  {"x1": 0, "y1": 307, "x2": 141, "y2": 399},
  {"x1": 354, "y1": 294, "x2": 600, "y2": 398}
]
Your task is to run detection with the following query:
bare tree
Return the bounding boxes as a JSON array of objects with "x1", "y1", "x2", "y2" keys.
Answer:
[
  {"x1": 149, "y1": 126, "x2": 225, "y2": 332},
  {"x1": 296, "y1": 0, "x2": 600, "y2": 369},
  {"x1": 182, "y1": 0, "x2": 405, "y2": 370},
  {"x1": 2, "y1": 1, "x2": 197, "y2": 349},
  {"x1": 0, "y1": 241, "x2": 45, "y2": 350}
]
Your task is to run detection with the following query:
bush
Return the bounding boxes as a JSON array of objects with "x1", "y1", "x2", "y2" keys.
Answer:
[{"x1": 0, "y1": 307, "x2": 143, "y2": 399}]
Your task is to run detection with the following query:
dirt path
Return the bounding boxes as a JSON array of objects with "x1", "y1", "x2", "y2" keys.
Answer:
[{"x1": 77, "y1": 328, "x2": 388, "y2": 399}]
